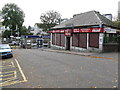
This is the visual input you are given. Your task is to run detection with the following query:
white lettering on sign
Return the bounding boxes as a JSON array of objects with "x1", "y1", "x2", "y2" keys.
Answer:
[
  {"x1": 61, "y1": 30, "x2": 64, "y2": 33},
  {"x1": 73, "y1": 29, "x2": 80, "y2": 32},
  {"x1": 104, "y1": 27, "x2": 116, "y2": 33},
  {"x1": 92, "y1": 29, "x2": 100, "y2": 32},
  {"x1": 81, "y1": 29, "x2": 90, "y2": 32}
]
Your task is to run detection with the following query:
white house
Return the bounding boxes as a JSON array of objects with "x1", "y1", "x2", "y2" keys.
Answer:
[{"x1": 31, "y1": 23, "x2": 47, "y2": 35}]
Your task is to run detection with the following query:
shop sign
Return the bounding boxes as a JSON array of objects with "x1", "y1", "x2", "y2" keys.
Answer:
[
  {"x1": 64, "y1": 29, "x2": 72, "y2": 36},
  {"x1": 73, "y1": 28, "x2": 103, "y2": 33},
  {"x1": 49, "y1": 28, "x2": 103, "y2": 33},
  {"x1": 92, "y1": 28, "x2": 101, "y2": 32},
  {"x1": 80, "y1": 28, "x2": 91, "y2": 32},
  {"x1": 104, "y1": 27, "x2": 116, "y2": 33}
]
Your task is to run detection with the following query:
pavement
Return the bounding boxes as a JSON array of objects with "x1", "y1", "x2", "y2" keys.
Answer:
[{"x1": 41, "y1": 48, "x2": 119, "y2": 60}]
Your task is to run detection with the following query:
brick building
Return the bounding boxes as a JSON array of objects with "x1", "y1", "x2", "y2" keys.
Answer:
[{"x1": 49, "y1": 11, "x2": 120, "y2": 52}]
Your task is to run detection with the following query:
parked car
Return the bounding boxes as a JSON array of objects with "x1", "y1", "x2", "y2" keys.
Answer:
[
  {"x1": 9, "y1": 41, "x2": 19, "y2": 46},
  {"x1": 0, "y1": 44, "x2": 13, "y2": 59}
]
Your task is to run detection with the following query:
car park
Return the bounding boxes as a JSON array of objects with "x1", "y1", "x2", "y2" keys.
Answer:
[{"x1": 0, "y1": 44, "x2": 13, "y2": 59}]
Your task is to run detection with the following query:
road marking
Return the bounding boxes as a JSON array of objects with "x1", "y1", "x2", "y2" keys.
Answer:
[
  {"x1": 0, "y1": 62, "x2": 15, "y2": 69},
  {"x1": 0, "y1": 71, "x2": 16, "y2": 78},
  {"x1": 15, "y1": 59, "x2": 27, "y2": 82},
  {"x1": 0, "y1": 73, "x2": 14, "y2": 78},
  {"x1": 0, "y1": 76, "x2": 15, "y2": 81},
  {"x1": 0, "y1": 80, "x2": 20, "y2": 87},
  {"x1": 0, "y1": 70, "x2": 18, "y2": 87},
  {"x1": 0, "y1": 71, "x2": 15, "y2": 74},
  {"x1": 1, "y1": 66, "x2": 15, "y2": 70},
  {"x1": 11, "y1": 61, "x2": 15, "y2": 67},
  {"x1": 85, "y1": 56, "x2": 118, "y2": 60},
  {"x1": 0, "y1": 59, "x2": 27, "y2": 87}
]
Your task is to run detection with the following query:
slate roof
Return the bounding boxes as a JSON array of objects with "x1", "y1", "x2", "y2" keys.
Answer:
[{"x1": 51, "y1": 10, "x2": 116, "y2": 29}]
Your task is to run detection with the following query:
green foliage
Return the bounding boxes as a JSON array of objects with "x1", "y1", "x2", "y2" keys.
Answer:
[
  {"x1": 40, "y1": 10, "x2": 62, "y2": 32},
  {"x1": 36, "y1": 23, "x2": 56, "y2": 32},
  {"x1": 2, "y1": 26, "x2": 33, "y2": 37},
  {"x1": 20, "y1": 26, "x2": 33, "y2": 35},
  {"x1": 2, "y1": 30, "x2": 11, "y2": 38},
  {"x1": 2, "y1": 3, "x2": 25, "y2": 36},
  {"x1": 104, "y1": 36, "x2": 109, "y2": 43},
  {"x1": 113, "y1": 21, "x2": 120, "y2": 28},
  {"x1": 116, "y1": 35, "x2": 120, "y2": 52}
]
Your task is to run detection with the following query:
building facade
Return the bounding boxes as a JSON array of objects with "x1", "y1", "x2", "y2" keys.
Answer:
[
  {"x1": 49, "y1": 11, "x2": 120, "y2": 52},
  {"x1": 31, "y1": 23, "x2": 47, "y2": 35}
]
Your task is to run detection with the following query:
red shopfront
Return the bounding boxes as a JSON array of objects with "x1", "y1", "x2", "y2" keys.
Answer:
[{"x1": 49, "y1": 27, "x2": 103, "y2": 51}]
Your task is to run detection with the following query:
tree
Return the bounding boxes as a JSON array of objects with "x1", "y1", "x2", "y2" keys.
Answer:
[
  {"x1": 2, "y1": 30, "x2": 11, "y2": 38},
  {"x1": 40, "y1": 10, "x2": 62, "y2": 32},
  {"x1": 113, "y1": 21, "x2": 120, "y2": 28},
  {"x1": 2, "y1": 3, "x2": 25, "y2": 37},
  {"x1": 21, "y1": 26, "x2": 33, "y2": 35}
]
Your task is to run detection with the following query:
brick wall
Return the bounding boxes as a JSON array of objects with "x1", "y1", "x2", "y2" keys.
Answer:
[{"x1": 103, "y1": 43, "x2": 118, "y2": 52}]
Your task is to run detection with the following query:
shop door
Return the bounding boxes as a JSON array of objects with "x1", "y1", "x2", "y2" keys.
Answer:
[{"x1": 66, "y1": 37, "x2": 70, "y2": 50}]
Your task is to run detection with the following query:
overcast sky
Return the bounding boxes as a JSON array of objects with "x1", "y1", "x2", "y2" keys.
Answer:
[{"x1": 0, "y1": 0, "x2": 120, "y2": 27}]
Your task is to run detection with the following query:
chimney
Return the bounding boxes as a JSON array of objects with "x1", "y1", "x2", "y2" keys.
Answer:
[{"x1": 103, "y1": 14, "x2": 112, "y2": 21}]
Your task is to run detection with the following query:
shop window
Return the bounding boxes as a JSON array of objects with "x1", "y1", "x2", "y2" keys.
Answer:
[
  {"x1": 72, "y1": 33, "x2": 79, "y2": 47},
  {"x1": 79, "y1": 33, "x2": 87, "y2": 48},
  {"x1": 60, "y1": 34, "x2": 65, "y2": 47},
  {"x1": 56, "y1": 34, "x2": 61, "y2": 46},
  {"x1": 89, "y1": 33, "x2": 99, "y2": 48}
]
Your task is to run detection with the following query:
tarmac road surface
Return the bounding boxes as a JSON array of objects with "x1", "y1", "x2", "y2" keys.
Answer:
[{"x1": 2, "y1": 49, "x2": 118, "y2": 88}]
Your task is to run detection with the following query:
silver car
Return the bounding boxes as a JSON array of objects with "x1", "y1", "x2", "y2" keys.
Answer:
[{"x1": 0, "y1": 44, "x2": 13, "y2": 59}]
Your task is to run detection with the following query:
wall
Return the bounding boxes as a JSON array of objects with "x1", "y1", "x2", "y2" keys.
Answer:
[
  {"x1": 71, "y1": 33, "x2": 104, "y2": 52},
  {"x1": 51, "y1": 33, "x2": 65, "y2": 50},
  {"x1": 103, "y1": 43, "x2": 118, "y2": 52},
  {"x1": 51, "y1": 33, "x2": 104, "y2": 52}
]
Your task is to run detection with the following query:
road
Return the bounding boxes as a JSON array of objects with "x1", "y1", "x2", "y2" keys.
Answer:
[{"x1": 1, "y1": 49, "x2": 118, "y2": 88}]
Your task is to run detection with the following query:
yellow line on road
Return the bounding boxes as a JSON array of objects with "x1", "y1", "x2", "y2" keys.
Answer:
[
  {"x1": 85, "y1": 55, "x2": 118, "y2": 60},
  {"x1": 0, "y1": 71, "x2": 15, "y2": 75},
  {"x1": 0, "y1": 65, "x2": 14, "y2": 68},
  {"x1": 1, "y1": 66, "x2": 15, "y2": 70},
  {"x1": 0, "y1": 80, "x2": 20, "y2": 87},
  {"x1": 0, "y1": 76, "x2": 16, "y2": 81},
  {"x1": 0, "y1": 73, "x2": 14, "y2": 78},
  {"x1": 15, "y1": 59, "x2": 27, "y2": 82},
  {"x1": 11, "y1": 61, "x2": 15, "y2": 67}
]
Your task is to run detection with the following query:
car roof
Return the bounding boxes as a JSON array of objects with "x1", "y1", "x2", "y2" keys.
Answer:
[
  {"x1": 0, "y1": 44, "x2": 10, "y2": 47},
  {"x1": 0, "y1": 44, "x2": 9, "y2": 46}
]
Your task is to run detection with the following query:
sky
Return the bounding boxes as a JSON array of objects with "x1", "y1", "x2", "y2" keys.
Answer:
[{"x1": 0, "y1": 0, "x2": 120, "y2": 27}]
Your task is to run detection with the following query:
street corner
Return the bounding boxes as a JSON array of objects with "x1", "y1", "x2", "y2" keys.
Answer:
[{"x1": 0, "y1": 58, "x2": 27, "y2": 87}]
